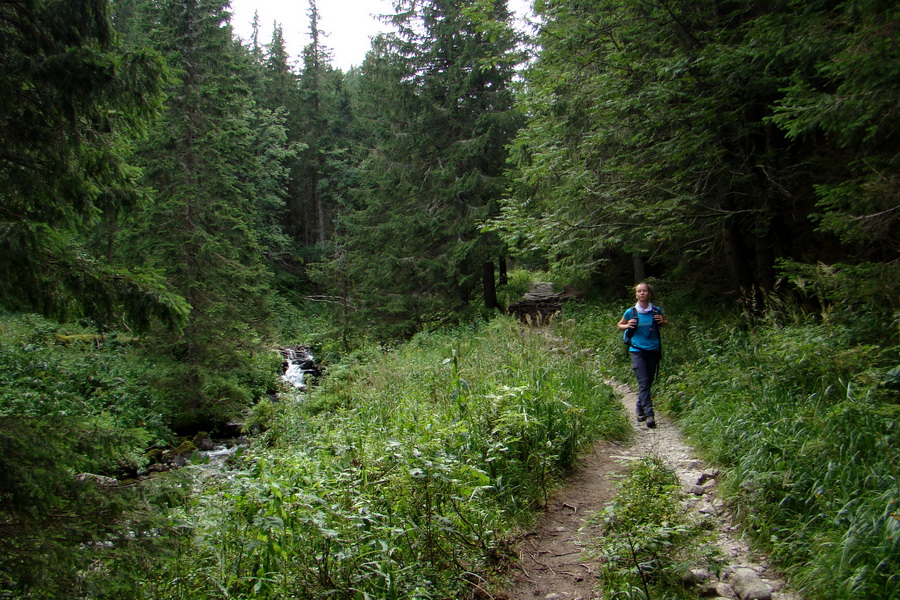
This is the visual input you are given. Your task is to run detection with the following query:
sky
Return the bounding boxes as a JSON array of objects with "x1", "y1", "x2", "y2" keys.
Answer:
[{"x1": 229, "y1": 0, "x2": 533, "y2": 72}]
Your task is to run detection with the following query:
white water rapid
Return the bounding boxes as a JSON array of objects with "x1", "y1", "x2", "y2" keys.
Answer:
[{"x1": 281, "y1": 346, "x2": 317, "y2": 389}]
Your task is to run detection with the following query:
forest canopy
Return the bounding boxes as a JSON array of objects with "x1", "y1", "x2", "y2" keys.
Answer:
[{"x1": 3, "y1": 0, "x2": 897, "y2": 342}]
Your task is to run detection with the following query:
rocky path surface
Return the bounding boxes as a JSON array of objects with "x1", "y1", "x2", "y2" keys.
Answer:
[{"x1": 494, "y1": 377, "x2": 801, "y2": 600}]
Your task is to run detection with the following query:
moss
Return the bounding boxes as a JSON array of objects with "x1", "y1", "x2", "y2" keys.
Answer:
[
  {"x1": 170, "y1": 440, "x2": 196, "y2": 455},
  {"x1": 144, "y1": 448, "x2": 165, "y2": 464}
]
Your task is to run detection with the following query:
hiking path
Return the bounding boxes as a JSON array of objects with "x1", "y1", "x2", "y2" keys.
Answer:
[{"x1": 492, "y1": 341, "x2": 800, "y2": 600}]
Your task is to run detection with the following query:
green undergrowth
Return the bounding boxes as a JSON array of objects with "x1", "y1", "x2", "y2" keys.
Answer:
[
  {"x1": 663, "y1": 321, "x2": 899, "y2": 599},
  {"x1": 0, "y1": 314, "x2": 197, "y2": 597},
  {"x1": 143, "y1": 316, "x2": 629, "y2": 599},
  {"x1": 559, "y1": 294, "x2": 899, "y2": 599},
  {"x1": 591, "y1": 457, "x2": 721, "y2": 600}
]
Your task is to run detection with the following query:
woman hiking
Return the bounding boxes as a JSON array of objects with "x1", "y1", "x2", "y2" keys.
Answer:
[{"x1": 617, "y1": 282, "x2": 668, "y2": 429}]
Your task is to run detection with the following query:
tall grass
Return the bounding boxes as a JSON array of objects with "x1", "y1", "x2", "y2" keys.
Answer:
[
  {"x1": 145, "y1": 316, "x2": 629, "y2": 599},
  {"x1": 564, "y1": 297, "x2": 899, "y2": 599}
]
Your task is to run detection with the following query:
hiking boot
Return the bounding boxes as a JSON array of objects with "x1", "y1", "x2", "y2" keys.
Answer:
[
  {"x1": 637, "y1": 414, "x2": 647, "y2": 422},
  {"x1": 646, "y1": 417, "x2": 656, "y2": 429}
]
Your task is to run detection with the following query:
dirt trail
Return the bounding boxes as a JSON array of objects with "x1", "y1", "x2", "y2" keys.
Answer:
[{"x1": 493, "y1": 378, "x2": 800, "y2": 600}]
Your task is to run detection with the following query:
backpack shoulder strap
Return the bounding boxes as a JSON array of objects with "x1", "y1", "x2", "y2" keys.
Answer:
[{"x1": 623, "y1": 307, "x2": 637, "y2": 351}]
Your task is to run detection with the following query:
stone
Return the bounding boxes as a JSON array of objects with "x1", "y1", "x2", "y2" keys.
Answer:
[
  {"x1": 706, "y1": 582, "x2": 736, "y2": 598},
  {"x1": 690, "y1": 483, "x2": 713, "y2": 495},
  {"x1": 698, "y1": 500, "x2": 719, "y2": 515},
  {"x1": 730, "y1": 567, "x2": 772, "y2": 600},
  {"x1": 192, "y1": 432, "x2": 216, "y2": 451},
  {"x1": 698, "y1": 469, "x2": 720, "y2": 484},
  {"x1": 682, "y1": 568, "x2": 711, "y2": 586},
  {"x1": 76, "y1": 473, "x2": 118, "y2": 487},
  {"x1": 161, "y1": 440, "x2": 198, "y2": 467}
]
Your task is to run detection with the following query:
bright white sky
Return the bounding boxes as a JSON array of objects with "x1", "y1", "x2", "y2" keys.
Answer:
[{"x1": 229, "y1": 0, "x2": 533, "y2": 72}]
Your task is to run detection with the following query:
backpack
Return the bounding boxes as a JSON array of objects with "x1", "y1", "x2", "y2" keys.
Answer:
[{"x1": 623, "y1": 306, "x2": 663, "y2": 356}]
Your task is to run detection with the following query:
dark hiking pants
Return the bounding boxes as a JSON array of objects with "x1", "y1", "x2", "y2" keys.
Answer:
[{"x1": 631, "y1": 349, "x2": 661, "y2": 419}]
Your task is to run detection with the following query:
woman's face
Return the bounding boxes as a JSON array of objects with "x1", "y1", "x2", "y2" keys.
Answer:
[{"x1": 635, "y1": 284, "x2": 651, "y2": 303}]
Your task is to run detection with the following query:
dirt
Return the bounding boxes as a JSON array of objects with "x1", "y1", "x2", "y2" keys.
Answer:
[
  {"x1": 493, "y1": 438, "x2": 624, "y2": 600},
  {"x1": 491, "y1": 378, "x2": 801, "y2": 600}
]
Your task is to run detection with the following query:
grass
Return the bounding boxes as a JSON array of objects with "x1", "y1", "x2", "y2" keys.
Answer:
[{"x1": 139, "y1": 316, "x2": 630, "y2": 599}]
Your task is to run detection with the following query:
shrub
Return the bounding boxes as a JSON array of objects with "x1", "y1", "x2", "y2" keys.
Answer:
[{"x1": 592, "y1": 457, "x2": 721, "y2": 600}]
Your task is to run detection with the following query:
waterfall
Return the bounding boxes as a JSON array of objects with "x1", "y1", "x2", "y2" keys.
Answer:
[{"x1": 281, "y1": 346, "x2": 318, "y2": 389}]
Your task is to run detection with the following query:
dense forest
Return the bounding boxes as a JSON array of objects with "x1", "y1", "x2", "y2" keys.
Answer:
[{"x1": 1, "y1": 0, "x2": 897, "y2": 598}]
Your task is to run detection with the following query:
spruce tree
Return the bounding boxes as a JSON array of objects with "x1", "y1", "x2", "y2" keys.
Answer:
[
  {"x1": 0, "y1": 0, "x2": 186, "y2": 328},
  {"x1": 256, "y1": 23, "x2": 308, "y2": 245},
  {"x1": 126, "y1": 0, "x2": 285, "y2": 425},
  {"x1": 766, "y1": 0, "x2": 900, "y2": 258},
  {"x1": 497, "y1": 0, "x2": 898, "y2": 292},
  {"x1": 292, "y1": 0, "x2": 355, "y2": 248},
  {"x1": 239, "y1": 21, "x2": 301, "y2": 269},
  {"x1": 326, "y1": 0, "x2": 522, "y2": 336}
]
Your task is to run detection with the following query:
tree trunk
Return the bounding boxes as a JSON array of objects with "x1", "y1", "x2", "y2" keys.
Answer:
[
  {"x1": 755, "y1": 232, "x2": 775, "y2": 292},
  {"x1": 483, "y1": 261, "x2": 498, "y2": 310},
  {"x1": 632, "y1": 254, "x2": 646, "y2": 283},
  {"x1": 314, "y1": 171, "x2": 326, "y2": 244},
  {"x1": 722, "y1": 221, "x2": 755, "y2": 292}
]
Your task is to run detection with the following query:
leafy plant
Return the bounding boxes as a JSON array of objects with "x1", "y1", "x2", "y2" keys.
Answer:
[
  {"x1": 592, "y1": 457, "x2": 721, "y2": 600},
  {"x1": 139, "y1": 316, "x2": 628, "y2": 599}
]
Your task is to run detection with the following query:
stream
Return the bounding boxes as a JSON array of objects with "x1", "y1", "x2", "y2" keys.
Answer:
[{"x1": 280, "y1": 345, "x2": 318, "y2": 390}]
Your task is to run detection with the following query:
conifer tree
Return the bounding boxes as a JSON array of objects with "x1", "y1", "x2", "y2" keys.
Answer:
[
  {"x1": 497, "y1": 0, "x2": 898, "y2": 292},
  {"x1": 766, "y1": 0, "x2": 900, "y2": 259},
  {"x1": 0, "y1": 0, "x2": 187, "y2": 328},
  {"x1": 126, "y1": 0, "x2": 287, "y2": 424},
  {"x1": 255, "y1": 24, "x2": 307, "y2": 244},
  {"x1": 326, "y1": 0, "x2": 522, "y2": 336},
  {"x1": 500, "y1": 0, "x2": 790, "y2": 289},
  {"x1": 292, "y1": 0, "x2": 354, "y2": 248},
  {"x1": 297, "y1": 0, "x2": 330, "y2": 245}
]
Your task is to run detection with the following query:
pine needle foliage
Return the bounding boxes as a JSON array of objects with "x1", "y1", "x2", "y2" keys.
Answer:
[
  {"x1": 318, "y1": 0, "x2": 524, "y2": 336},
  {"x1": 119, "y1": 0, "x2": 291, "y2": 426},
  {"x1": 0, "y1": 0, "x2": 187, "y2": 329}
]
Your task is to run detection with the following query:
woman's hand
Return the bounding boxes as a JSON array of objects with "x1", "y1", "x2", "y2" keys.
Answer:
[{"x1": 618, "y1": 318, "x2": 637, "y2": 331}]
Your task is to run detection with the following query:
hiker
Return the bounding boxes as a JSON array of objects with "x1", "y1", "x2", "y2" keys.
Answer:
[{"x1": 617, "y1": 282, "x2": 668, "y2": 428}]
